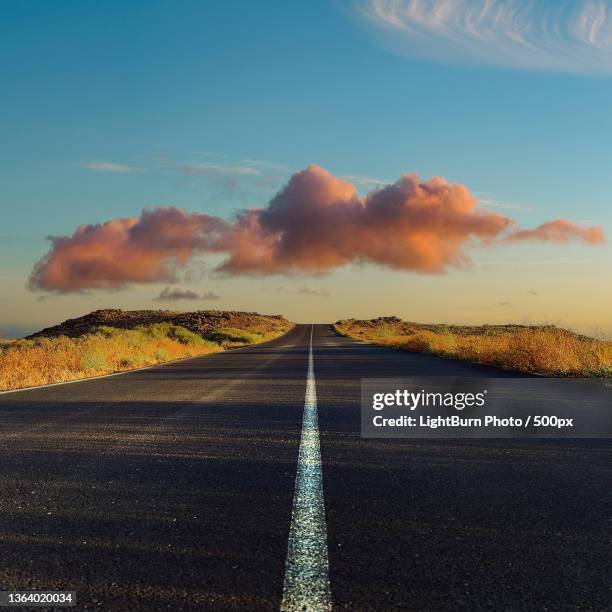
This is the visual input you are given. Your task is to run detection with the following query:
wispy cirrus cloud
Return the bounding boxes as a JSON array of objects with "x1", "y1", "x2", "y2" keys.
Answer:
[
  {"x1": 176, "y1": 163, "x2": 261, "y2": 177},
  {"x1": 83, "y1": 161, "x2": 143, "y2": 173},
  {"x1": 340, "y1": 174, "x2": 389, "y2": 188},
  {"x1": 237, "y1": 159, "x2": 290, "y2": 173},
  {"x1": 476, "y1": 194, "x2": 535, "y2": 213},
  {"x1": 172, "y1": 156, "x2": 291, "y2": 184},
  {"x1": 83, "y1": 154, "x2": 291, "y2": 186},
  {"x1": 356, "y1": 0, "x2": 612, "y2": 74}
]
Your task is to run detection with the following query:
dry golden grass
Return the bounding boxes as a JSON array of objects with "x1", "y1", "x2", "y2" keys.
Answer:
[
  {"x1": 335, "y1": 318, "x2": 612, "y2": 377},
  {"x1": 0, "y1": 322, "x2": 289, "y2": 392}
]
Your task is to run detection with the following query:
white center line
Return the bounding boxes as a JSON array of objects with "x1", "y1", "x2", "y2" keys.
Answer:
[{"x1": 281, "y1": 325, "x2": 332, "y2": 612}]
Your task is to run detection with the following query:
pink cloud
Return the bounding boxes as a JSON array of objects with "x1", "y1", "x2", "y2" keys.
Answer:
[
  {"x1": 29, "y1": 208, "x2": 229, "y2": 292},
  {"x1": 506, "y1": 219, "x2": 605, "y2": 244},
  {"x1": 219, "y1": 165, "x2": 515, "y2": 275},
  {"x1": 29, "y1": 165, "x2": 606, "y2": 292}
]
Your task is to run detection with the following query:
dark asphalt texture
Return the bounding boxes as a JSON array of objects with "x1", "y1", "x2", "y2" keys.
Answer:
[{"x1": 0, "y1": 324, "x2": 610, "y2": 611}]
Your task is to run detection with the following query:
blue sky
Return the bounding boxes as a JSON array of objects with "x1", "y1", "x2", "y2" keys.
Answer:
[{"x1": 1, "y1": 0, "x2": 611, "y2": 336}]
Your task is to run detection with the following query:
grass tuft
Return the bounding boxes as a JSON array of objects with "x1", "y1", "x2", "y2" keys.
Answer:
[{"x1": 335, "y1": 318, "x2": 612, "y2": 377}]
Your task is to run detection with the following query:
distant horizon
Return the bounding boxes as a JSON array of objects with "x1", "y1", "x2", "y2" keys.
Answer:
[{"x1": 3, "y1": 306, "x2": 610, "y2": 342}]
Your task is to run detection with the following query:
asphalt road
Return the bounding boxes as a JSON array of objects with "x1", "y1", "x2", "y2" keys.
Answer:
[{"x1": 0, "y1": 324, "x2": 610, "y2": 611}]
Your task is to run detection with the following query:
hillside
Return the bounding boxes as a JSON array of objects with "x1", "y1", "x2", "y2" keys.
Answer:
[
  {"x1": 1, "y1": 310, "x2": 293, "y2": 392},
  {"x1": 29, "y1": 309, "x2": 292, "y2": 343}
]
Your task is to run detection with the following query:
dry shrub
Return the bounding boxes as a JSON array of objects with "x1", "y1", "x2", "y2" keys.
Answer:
[
  {"x1": 0, "y1": 324, "x2": 220, "y2": 391},
  {"x1": 501, "y1": 330, "x2": 611, "y2": 376},
  {"x1": 0, "y1": 319, "x2": 293, "y2": 392},
  {"x1": 335, "y1": 320, "x2": 612, "y2": 377}
]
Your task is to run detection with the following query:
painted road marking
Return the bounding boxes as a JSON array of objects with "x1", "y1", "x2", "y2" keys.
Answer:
[{"x1": 281, "y1": 325, "x2": 332, "y2": 612}]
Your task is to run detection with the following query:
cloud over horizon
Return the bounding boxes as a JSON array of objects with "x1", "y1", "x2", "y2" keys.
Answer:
[
  {"x1": 154, "y1": 286, "x2": 220, "y2": 301},
  {"x1": 357, "y1": 0, "x2": 612, "y2": 74},
  {"x1": 29, "y1": 165, "x2": 605, "y2": 293}
]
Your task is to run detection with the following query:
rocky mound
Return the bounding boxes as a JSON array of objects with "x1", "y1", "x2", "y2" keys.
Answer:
[{"x1": 29, "y1": 309, "x2": 292, "y2": 340}]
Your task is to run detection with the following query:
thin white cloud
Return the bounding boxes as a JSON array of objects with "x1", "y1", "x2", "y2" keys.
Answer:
[
  {"x1": 83, "y1": 154, "x2": 291, "y2": 181},
  {"x1": 177, "y1": 163, "x2": 261, "y2": 177},
  {"x1": 477, "y1": 196, "x2": 535, "y2": 213},
  {"x1": 356, "y1": 0, "x2": 612, "y2": 74},
  {"x1": 238, "y1": 158, "x2": 291, "y2": 173},
  {"x1": 341, "y1": 173, "x2": 389, "y2": 187},
  {"x1": 83, "y1": 161, "x2": 143, "y2": 173}
]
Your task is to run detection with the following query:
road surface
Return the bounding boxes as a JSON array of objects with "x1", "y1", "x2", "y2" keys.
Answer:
[{"x1": 0, "y1": 324, "x2": 610, "y2": 610}]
